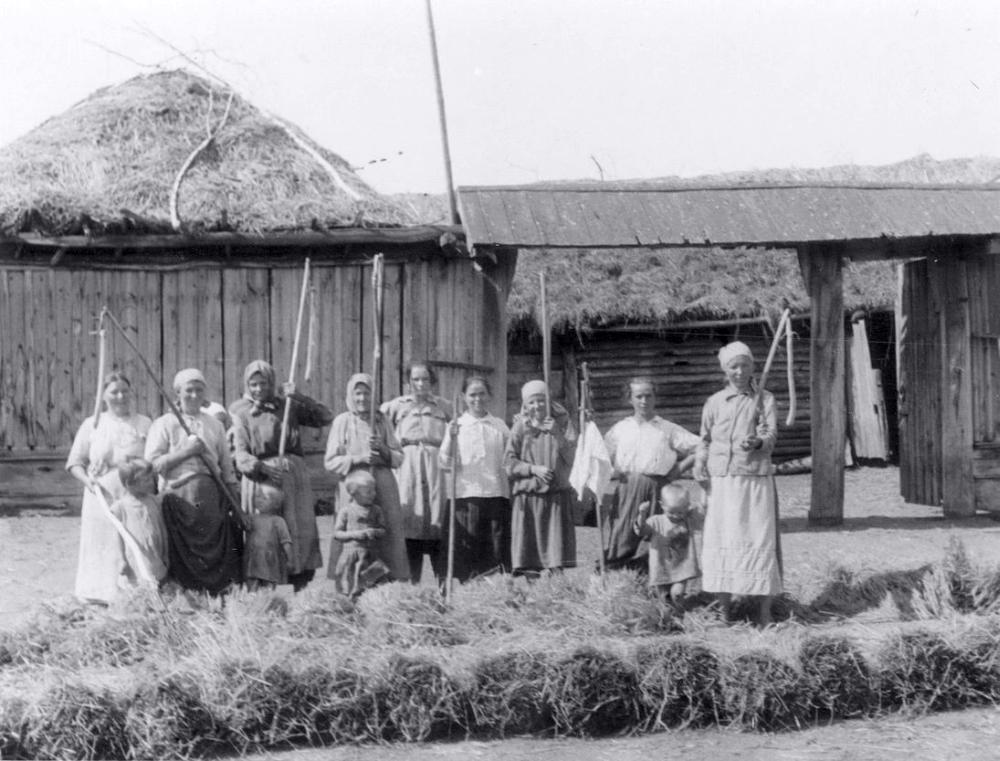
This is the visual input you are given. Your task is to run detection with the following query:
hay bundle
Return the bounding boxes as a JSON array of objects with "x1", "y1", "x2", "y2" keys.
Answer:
[
  {"x1": 798, "y1": 635, "x2": 873, "y2": 721},
  {"x1": 301, "y1": 665, "x2": 380, "y2": 744},
  {"x1": 955, "y1": 623, "x2": 1000, "y2": 701},
  {"x1": 0, "y1": 69, "x2": 415, "y2": 236},
  {"x1": 585, "y1": 571, "x2": 678, "y2": 635},
  {"x1": 0, "y1": 697, "x2": 27, "y2": 759},
  {"x1": 356, "y1": 583, "x2": 462, "y2": 647},
  {"x1": 22, "y1": 683, "x2": 130, "y2": 760},
  {"x1": 543, "y1": 646, "x2": 642, "y2": 737},
  {"x1": 52, "y1": 613, "x2": 166, "y2": 668},
  {"x1": 374, "y1": 654, "x2": 466, "y2": 742},
  {"x1": 468, "y1": 650, "x2": 553, "y2": 737},
  {"x1": 286, "y1": 590, "x2": 358, "y2": 639},
  {"x1": 125, "y1": 674, "x2": 226, "y2": 760},
  {"x1": 877, "y1": 630, "x2": 987, "y2": 711},
  {"x1": 446, "y1": 574, "x2": 531, "y2": 636},
  {"x1": 720, "y1": 650, "x2": 809, "y2": 731},
  {"x1": 636, "y1": 639, "x2": 722, "y2": 730}
]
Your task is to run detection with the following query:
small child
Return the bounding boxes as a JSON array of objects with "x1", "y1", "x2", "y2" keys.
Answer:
[
  {"x1": 244, "y1": 483, "x2": 293, "y2": 590},
  {"x1": 112, "y1": 458, "x2": 169, "y2": 584},
  {"x1": 332, "y1": 470, "x2": 390, "y2": 598},
  {"x1": 635, "y1": 483, "x2": 700, "y2": 610}
]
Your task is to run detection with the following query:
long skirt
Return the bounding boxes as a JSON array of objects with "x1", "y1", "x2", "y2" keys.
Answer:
[
  {"x1": 603, "y1": 473, "x2": 668, "y2": 569},
  {"x1": 327, "y1": 465, "x2": 410, "y2": 583},
  {"x1": 162, "y1": 474, "x2": 243, "y2": 594},
  {"x1": 441, "y1": 496, "x2": 511, "y2": 581},
  {"x1": 701, "y1": 475, "x2": 782, "y2": 596},
  {"x1": 241, "y1": 454, "x2": 322, "y2": 588},
  {"x1": 511, "y1": 490, "x2": 576, "y2": 572},
  {"x1": 74, "y1": 470, "x2": 128, "y2": 603}
]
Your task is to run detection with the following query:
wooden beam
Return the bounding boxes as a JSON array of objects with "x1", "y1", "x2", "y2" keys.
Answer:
[
  {"x1": 931, "y1": 248, "x2": 975, "y2": 516},
  {"x1": 798, "y1": 246, "x2": 846, "y2": 526}
]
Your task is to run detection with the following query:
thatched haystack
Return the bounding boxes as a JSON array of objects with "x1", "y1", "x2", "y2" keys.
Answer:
[{"x1": 0, "y1": 69, "x2": 414, "y2": 236}]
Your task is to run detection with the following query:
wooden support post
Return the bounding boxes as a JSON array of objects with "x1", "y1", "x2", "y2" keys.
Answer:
[
  {"x1": 930, "y1": 252, "x2": 975, "y2": 516},
  {"x1": 798, "y1": 246, "x2": 845, "y2": 525}
]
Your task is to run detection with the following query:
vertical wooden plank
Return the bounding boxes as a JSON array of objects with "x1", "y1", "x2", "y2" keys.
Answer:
[
  {"x1": 0, "y1": 271, "x2": 10, "y2": 452},
  {"x1": 932, "y1": 253, "x2": 975, "y2": 516},
  {"x1": 402, "y1": 259, "x2": 431, "y2": 373},
  {"x1": 896, "y1": 262, "x2": 911, "y2": 501},
  {"x1": 50, "y1": 270, "x2": 77, "y2": 450},
  {"x1": 161, "y1": 268, "x2": 225, "y2": 405},
  {"x1": 107, "y1": 270, "x2": 163, "y2": 420},
  {"x1": 361, "y1": 261, "x2": 404, "y2": 405},
  {"x1": 222, "y1": 268, "x2": 271, "y2": 406},
  {"x1": 798, "y1": 247, "x2": 845, "y2": 525}
]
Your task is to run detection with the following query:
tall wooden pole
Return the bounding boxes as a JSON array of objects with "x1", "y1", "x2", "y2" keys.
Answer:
[
  {"x1": 91, "y1": 308, "x2": 108, "y2": 428},
  {"x1": 445, "y1": 390, "x2": 461, "y2": 602},
  {"x1": 540, "y1": 271, "x2": 552, "y2": 418},
  {"x1": 279, "y1": 258, "x2": 311, "y2": 458},
  {"x1": 370, "y1": 254, "x2": 386, "y2": 430},
  {"x1": 424, "y1": 0, "x2": 460, "y2": 225},
  {"x1": 798, "y1": 246, "x2": 845, "y2": 526}
]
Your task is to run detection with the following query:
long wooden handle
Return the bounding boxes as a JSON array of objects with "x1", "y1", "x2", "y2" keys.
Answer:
[
  {"x1": 785, "y1": 319, "x2": 797, "y2": 426},
  {"x1": 103, "y1": 309, "x2": 248, "y2": 530},
  {"x1": 540, "y1": 271, "x2": 551, "y2": 419},
  {"x1": 370, "y1": 254, "x2": 385, "y2": 431},
  {"x1": 92, "y1": 309, "x2": 108, "y2": 429},
  {"x1": 445, "y1": 390, "x2": 461, "y2": 602},
  {"x1": 91, "y1": 482, "x2": 157, "y2": 586},
  {"x1": 279, "y1": 258, "x2": 311, "y2": 458},
  {"x1": 754, "y1": 308, "x2": 791, "y2": 419}
]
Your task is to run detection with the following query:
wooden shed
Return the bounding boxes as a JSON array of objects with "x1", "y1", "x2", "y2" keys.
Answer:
[
  {"x1": 0, "y1": 71, "x2": 514, "y2": 505},
  {"x1": 503, "y1": 248, "x2": 897, "y2": 464},
  {"x1": 459, "y1": 181, "x2": 1000, "y2": 522}
]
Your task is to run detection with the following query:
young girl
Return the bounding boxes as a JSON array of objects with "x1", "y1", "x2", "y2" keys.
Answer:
[
  {"x1": 438, "y1": 376, "x2": 511, "y2": 580},
  {"x1": 635, "y1": 483, "x2": 700, "y2": 611},
  {"x1": 244, "y1": 483, "x2": 293, "y2": 591},
  {"x1": 112, "y1": 458, "x2": 169, "y2": 585},
  {"x1": 331, "y1": 470, "x2": 390, "y2": 598},
  {"x1": 693, "y1": 341, "x2": 782, "y2": 626},
  {"x1": 505, "y1": 379, "x2": 576, "y2": 575}
]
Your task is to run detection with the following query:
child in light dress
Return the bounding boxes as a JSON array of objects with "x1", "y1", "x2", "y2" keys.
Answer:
[
  {"x1": 244, "y1": 482, "x2": 293, "y2": 590},
  {"x1": 635, "y1": 483, "x2": 701, "y2": 611},
  {"x1": 332, "y1": 470, "x2": 390, "y2": 598},
  {"x1": 111, "y1": 458, "x2": 169, "y2": 584}
]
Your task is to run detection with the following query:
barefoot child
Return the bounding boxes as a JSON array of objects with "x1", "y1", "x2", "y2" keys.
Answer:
[
  {"x1": 244, "y1": 483, "x2": 293, "y2": 590},
  {"x1": 634, "y1": 483, "x2": 700, "y2": 611},
  {"x1": 331, "y1": 470, "x2": 390, "y2": 598},
  {"x1": 112, "y1": 458, "x2": 169, "y2": 584}
]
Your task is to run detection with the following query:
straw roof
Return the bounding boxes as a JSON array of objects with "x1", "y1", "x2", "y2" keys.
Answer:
[
  {"x1": 504, "y1": 155, "x2": 1000, "y2": 332},
  {"x1": 0, "y1": 69, "x2": 414, "y2": 236}
]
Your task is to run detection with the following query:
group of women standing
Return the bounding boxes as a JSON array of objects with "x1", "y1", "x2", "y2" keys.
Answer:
[{"x1": 68, "y1": 342, "x2": 782, "y2": 625}]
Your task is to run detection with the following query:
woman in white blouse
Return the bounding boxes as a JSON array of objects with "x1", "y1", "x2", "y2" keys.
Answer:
[
  {"x1": 439, "y1": 376, "x2": 511, "y2": 580},
  {"x1": 603, "y1": 377, "x2": 699, "y2": 571}
]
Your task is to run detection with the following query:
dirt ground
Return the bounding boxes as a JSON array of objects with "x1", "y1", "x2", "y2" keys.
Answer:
[{"x1": 3, "y1": 466, "x2": 1000, "y2": 760}]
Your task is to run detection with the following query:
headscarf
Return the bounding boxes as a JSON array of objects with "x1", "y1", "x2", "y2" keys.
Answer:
[
  {"x1": 242, "y1": 359, "x2": 279, "y2": 415},
  {"x1": 345, "y1": 373, "x2": 374, "y2": 414},
  {"x1": 173, "y1": 368, "x2": 206, "y2": 392},
  {"x1": 520, "y1": 379, "x2": 548, "y2": 404},
  {"x1": 718, "y1": 341, "x2": 754, "y2": 369}
]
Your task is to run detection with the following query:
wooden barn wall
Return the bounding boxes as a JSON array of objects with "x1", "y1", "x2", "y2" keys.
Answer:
[
  {"x1": 898, "y1": 258, "x2": 943, "y2": 507},
  {"x1": 508, "y1": 321, "x2": 812, "y2": 462},
  {"x1": 0, "y1": 255, "x2": 511, "y2": 472}
]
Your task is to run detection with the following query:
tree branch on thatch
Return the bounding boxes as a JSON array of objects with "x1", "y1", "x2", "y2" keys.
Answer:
[
  {"x1": 266, "y1": 114, "x2": 363, "y2": 203},
  {"x1": 169, "y1": 89, "x2": 235, "y2": 232}
]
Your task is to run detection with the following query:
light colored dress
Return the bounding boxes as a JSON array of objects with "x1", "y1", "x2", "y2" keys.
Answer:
[
  {"x1": 697, "y1": 385, "x2": 782, "y2": 596},
  {"x1": 110, "y1": 491, "x2": 169, "y2": 582},
  {"x1": 439, "y1": 411, "x2": 511, "y2": 578},
  {"x1": 324, "y1": 373, "x2": 409, "y2": 582},
  {"x1": 66, "y1": 412, "x2": 152, "y2": 603},
  {"x1": 244, "y1": 513, "x2": 292, "y2": 585},
  {"x1": 381, "y1": 394, "x2": 451, "y2": 540},
  {"x1": 641, "y1": 513, "x2": 700, "y2": 588},
  {"x1": 331, "y1": 501, "x2": 390, "y2": 597},
  {"x1": 603, "y1": 415, "x2": 699, "y2": 568}
]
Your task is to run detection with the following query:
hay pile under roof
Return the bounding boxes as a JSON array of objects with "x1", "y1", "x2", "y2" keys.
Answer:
[
  {"x1": 506, "y1": 155, "x2": 1000, "y2": 332},
  {"x1": 0, "y1": 69, "x2": 414, "y2": 236}
]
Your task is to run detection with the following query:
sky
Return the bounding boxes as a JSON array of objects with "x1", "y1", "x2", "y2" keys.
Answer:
[{"x1": 1, "y1": 0, "x2": 998, "y2": 194}]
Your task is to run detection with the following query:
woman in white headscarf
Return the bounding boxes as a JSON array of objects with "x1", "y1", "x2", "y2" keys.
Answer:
[
  {"x1": 324, "y1": 373, "x2": 409, "y2": 582},
  {"x1": 504, "y1": 379, "x2": 577, "y2": 575},
  {"x1": 693, "y1": 342, "x2": 782, "y2": 626},
  {"x1": 145, "y1": 368, "x2": 242, "y2": 594}
]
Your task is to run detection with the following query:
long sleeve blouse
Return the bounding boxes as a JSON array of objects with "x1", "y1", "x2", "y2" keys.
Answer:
[
  {"x1": 229, "y1": 392, "x2": 333, "y2": 478},
  {"x1": 604, "y1": 415, "x2": 699, "y2": 476},
  {"x1": 504, "y1": 409, "x2": 576, "y2": 495},
  {"x1": 66, "y1": 413, "x2": 152, "y2": 478},
  {"x1": 145, "y1": 411, "x2": 236, "y2": 490},
  {"x1": 439, "y1": 412, "x2": 510, "y2": 499},
  {"x1": 323, "y1": 411, "x2": 403, "y2": 479},
  {"x1": 696, "y1": 385, "x2": 777, "y2": 477}
]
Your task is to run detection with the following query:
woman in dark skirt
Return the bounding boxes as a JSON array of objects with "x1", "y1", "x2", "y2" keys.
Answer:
[
  {"x1": 505, "y1": 379, "x2": 577, "y2": 575},
  {"x1": 438, "y1": 376, "x2": 511, "y2": 580},
  {"x1": 145, "y1": 368, "x2": 242, "y2": 594}
]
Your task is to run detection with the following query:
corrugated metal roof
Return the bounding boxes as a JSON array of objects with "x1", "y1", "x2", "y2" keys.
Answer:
[{"x1": 457, "y1": 183, "x2": 1000, "y2": 249}]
